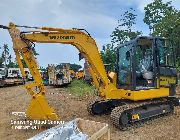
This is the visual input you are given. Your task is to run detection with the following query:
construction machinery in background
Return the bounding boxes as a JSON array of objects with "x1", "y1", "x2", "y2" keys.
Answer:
[
  {"x1": 84, "y1": 62, "x2": 112, "y2": 84},
  {"x1": 0, "y1": 67, "x2": 32, "y2": 86},
  {"x1": 48, "y1": 64, "x2": 72, "y2": 86},
  {"x1": 75, "y1": 70, "x2": 84, "y2": 80},
  {"x1": 1, "y1": 23, "x2": 179, "y2": 130},
  {"x1": 84, "y1": 61, "x2": 92, "y2": 83},
  {"x1": 69, "y1": 69, "x2": 76, "y2": 79},
  {"x1": 39, "y1": 69, "x2": 49, "y2": 86}
]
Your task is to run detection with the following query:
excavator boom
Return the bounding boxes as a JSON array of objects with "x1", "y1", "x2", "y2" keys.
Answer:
[
  {"x1": 14, "y1": 23, "x2": 118, "y2": 94},
  {"x1": 6, "y1": 22, "x2": 117, "y2": 120}
]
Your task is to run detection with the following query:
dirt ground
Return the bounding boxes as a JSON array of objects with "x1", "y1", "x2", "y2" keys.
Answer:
[{"x1": 0, "y1": 85, "x2": 180, "y2": 140}]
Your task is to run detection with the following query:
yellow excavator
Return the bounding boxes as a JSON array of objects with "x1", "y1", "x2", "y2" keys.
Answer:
[
  {"x1": 0, "y1": 23, "x2": 179, "y2": 130},
  {"x1": 75, "y1": 70, "x2": 84, "y2": 80}
]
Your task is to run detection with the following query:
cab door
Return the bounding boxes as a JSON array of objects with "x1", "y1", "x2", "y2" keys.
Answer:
[
  {"x1": 156, "y1": 38, "x2": 177, "y2": 95},
  {"x1": 117, "y1": 44, "x2": 133, "y2": 90},
  {"x1": 134, "y1": 38, "x2": 155, "y2": 90}
]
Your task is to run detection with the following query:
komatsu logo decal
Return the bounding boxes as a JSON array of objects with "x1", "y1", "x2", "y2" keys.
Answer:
[{"x1": 49, "y1": 35, "x2": 75, "y2": 40}]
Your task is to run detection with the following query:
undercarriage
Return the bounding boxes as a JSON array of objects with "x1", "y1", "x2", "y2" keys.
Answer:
[{"x1": 87, "y1": 97, "x2": 180, "y2": 130}]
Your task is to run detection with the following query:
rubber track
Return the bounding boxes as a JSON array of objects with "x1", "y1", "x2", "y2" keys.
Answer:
[
  {"x1": 87, "y1": 99, "x2": 101, "y2": 115},
  {"x1": 110, "y1": 99, "x2": 173, "y2": 131}
]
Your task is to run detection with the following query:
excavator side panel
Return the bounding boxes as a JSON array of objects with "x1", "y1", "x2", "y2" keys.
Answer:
[{"x1": 106, "y1": 88, "x2": 169, "y2": 101}]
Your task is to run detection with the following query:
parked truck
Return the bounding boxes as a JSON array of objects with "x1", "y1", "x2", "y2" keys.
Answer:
[{"x1": 0, "y1": 68, "x2": 25, "y2": 87}]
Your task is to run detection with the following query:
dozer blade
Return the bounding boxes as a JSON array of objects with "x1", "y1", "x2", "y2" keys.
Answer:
[{"x1": 26, "y1": 94, "x2": 59, "y2": 120}]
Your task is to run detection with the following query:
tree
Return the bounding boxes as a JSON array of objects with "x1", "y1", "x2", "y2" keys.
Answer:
[
  {"x1": 32, "y1": 47, "x2": 39, "y2": 56},
  {"x1": 1, "y1": 44, "x2": 10, "y2": 67},
  {"x1": 100, "y1": 8, "x2": 142, "y2": 71},
  {"x1": 7, "y1": 55, "x2": 15, "y2": 68},
  {"x1": 7, "y1": 61, "x2": 18, "y2": 68},
  {"x1": 0, "y1": 43, "x2": 39, "y2": 69},
  {"x1": 20, "y1": 59, "x2": 28, "y2": 68},
  {"x1": 111, "y1": 8, "x2": 142, "y2": 46},
  {"x1": 100, "y1": 44, "x2": 116, "y2": 71},
  {"x1": 144, "y1": 0, "x2": 176, "y2": 34},
  {"x1": 0, "y1": 44, "x2": 22, "y2": 68},
  {"x1": 0, "y1": 57, "x2": 4, "y2": 67},
  {"x1": 8, "y1": 55, "x2": 12, "y2": 64},
  {"x1": 0, "y1": 44, "x2": 16, "y2": 68},
  {"x1": 70, "y1": 63, "x2": 82, "y2": 72},
  {"x1": 144, "y1": 0, "x2": 180, "y2": 70}
]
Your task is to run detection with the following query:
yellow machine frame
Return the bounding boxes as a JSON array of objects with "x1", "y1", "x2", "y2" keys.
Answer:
[{"x1": 7, "y1": 22, "x2": 170, "y2": 120}]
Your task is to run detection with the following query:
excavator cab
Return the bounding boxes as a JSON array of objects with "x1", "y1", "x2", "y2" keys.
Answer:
[{"x1": 117, "y1": 36, "x2": 177, "y2": 94}]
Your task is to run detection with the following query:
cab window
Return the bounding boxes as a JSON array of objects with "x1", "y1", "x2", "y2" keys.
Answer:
[{"x1": 157, "y1": 39, "x2": 175, "y2": 67}]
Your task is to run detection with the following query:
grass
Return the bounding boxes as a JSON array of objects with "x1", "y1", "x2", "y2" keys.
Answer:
[{"x1": 65, "y1": 79, "x2": 96, "y2": 97}]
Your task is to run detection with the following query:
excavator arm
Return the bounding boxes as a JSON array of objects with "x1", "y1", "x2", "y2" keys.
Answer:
[
  {"x1": 20, "y1": 27, "x2": 110, "y2": 89},
  {"x1": 7, "y1": 23, "x2": 59, "y2": 120},
  {"x1": 5, "y1": 22, "x2": 118, "y2": 120}
]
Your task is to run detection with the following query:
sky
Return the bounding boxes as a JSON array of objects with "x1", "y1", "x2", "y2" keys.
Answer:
[{"x1": 0, "y1": 0, "x2": 180, "y2": 68}]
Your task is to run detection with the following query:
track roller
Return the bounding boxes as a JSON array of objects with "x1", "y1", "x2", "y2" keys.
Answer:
[
  {"x1": 110, "y1": 101, "x2": 174, "y2": 130},
  {"x1": 87, "y1": 99, "x2": 125, "y2": 115}
]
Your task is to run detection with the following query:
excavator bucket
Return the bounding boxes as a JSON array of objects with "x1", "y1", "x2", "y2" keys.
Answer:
[
  {"x1": 6, "y1": 23, "x2": 59, "y2": 121},
  {"x1": 26, "y1": 94, "x2": 59, "y2": 120}
]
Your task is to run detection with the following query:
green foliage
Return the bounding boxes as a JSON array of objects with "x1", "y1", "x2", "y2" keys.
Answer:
[
  {"x1": 144, "y1": 0, "x2": 175, "y2": 33},
  {"x1": 21, "y1": 59, "x2": 28, "y2": 68},
  {"x1": 65, "y1": 80, "x2": 95, "y2": 97},
  {"x1": 70, "y1": 63, "x2": 82, "y2": 72},
  {"x1": 0, "y1": 57, "x2": 4, "y2": 67},
  {"x1": 101, "y1": 8, "x2": 142, "y2": 71},
  {"x1": 100, "y1": 44, "x2": 116, "y2": 71},
  {"x1": 32, "y1": 47, "x2": 39, "y2": 56},
  {"x1": 144, "y1": 0, "x2": 180, "y2": 71},
  {"x1": 176, "y1": 63, "x2": 180, "y2": 73},
  {"x1": 39, "y1": 66, "x2": 47, "y2": 72},
  {"x1": 0, "y1": 44, "x2": 11, "y2": 67},
  {"x1": 111, "y1": 8, "x2": 142, "y2": 45},
  {"x1": 7, "y1": 61, "x2": 18, "y2": 68},
  {"x1": 0, "y1": 44, "x2": 29, "y2": 68}
]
